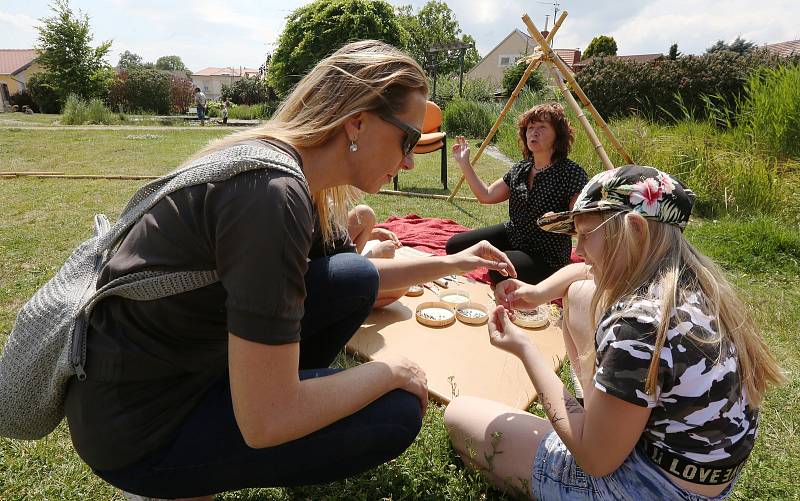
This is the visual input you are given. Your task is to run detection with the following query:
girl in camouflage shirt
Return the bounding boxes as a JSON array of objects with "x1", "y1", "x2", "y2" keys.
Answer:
[{"x1": 445, "y1": 165, "x2": 785, "y2": 500}]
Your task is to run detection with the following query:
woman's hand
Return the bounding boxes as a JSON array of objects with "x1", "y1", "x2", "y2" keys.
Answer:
[
  {"x1": 450, "y1": 240, "x2": 517, "y2": 278},
  {"x1": 451, "y1": 135, "x2": 471, "y2": 168},
  {"x1": 488, "y1": 305, "x2": 534, "y2": 358},
  {"x1": 494, "y1": 279, "x2": 541, "y2": 311},
  {"x1": 373, "y1": 353, "x2": 429, "y2": 414}
]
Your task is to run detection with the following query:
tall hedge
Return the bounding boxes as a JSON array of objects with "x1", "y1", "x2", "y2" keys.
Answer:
[
  {"x1": 575, "y1": 49, "x2": 791, "y2": 122},
  {"x1": 108, "y1": 68, "x2": 172, "y2": 114}
]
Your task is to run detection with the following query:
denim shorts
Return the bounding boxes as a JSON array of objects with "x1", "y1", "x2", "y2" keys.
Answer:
[{"x1": 532, "y1": 431, "x2": 738, "y2": 501}]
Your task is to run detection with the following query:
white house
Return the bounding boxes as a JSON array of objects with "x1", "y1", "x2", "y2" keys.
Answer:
[{"x1": 191, "y1": 66, "x2": 261, "y2": 101}]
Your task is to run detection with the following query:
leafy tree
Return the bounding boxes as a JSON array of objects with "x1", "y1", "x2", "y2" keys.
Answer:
[
  {"x1": 706, "y1": 36, "x2": 755, "y2": 55},
  {"x1": 118, "y1": 50, "x2": 144, "y2": 69},
  {"x1": 221, "y1": 76, "x2": 273, "y2": 105},
  {"x1": 396, "y1": 1, "x2": 479, "y2": 75},
  {"x1": 34, "y1": 0, "x2": 113, "y2": 109},
  {"x1": 668, "y1": 43, "x2": 681, "y2": 60},
  {"x1": 156, "y1": 55, "x2": 188, "y2": 72},
  {"x1": 583, "y1": 35, "x2": 618, "y2": 58},
  {"x1": 502, "y1": 61, "x2": 546, "y2": 97},
  {"x1": 268, "y1": 0, "x2": 406, "y2": 96}
]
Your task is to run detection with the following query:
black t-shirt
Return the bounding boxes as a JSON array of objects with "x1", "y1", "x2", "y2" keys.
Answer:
[
  {"x1": 502, "y1": 158, "x2": 588, "y2": 269},
  {"x1": 65, "y1": 141, "x2": 323, "y2": 471}
]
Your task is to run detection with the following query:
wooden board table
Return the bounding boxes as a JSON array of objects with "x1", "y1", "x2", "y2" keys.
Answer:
[{"x1": 346, "y1": 277, "x2": 566, "y2": 410}]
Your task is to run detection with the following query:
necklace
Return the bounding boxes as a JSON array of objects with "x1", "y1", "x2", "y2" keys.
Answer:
[{"x1": 531, "y1": 159, "x2": 553, "y2": 173}]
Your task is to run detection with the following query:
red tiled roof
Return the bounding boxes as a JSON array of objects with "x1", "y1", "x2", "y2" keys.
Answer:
[
  {"x1": 554, "y1": 48, "x2": 582, "y2": 66},
  {"x1": 0, "y1": 49, "x2": 38, "y2": 75},
  {"x1": 192, "y1": 66, "x2": 260, "y2": 77},
  {"x1": 765, "y1": 39, "x2": 800, "y2": 57},
  {"x1": 573, "y1": 53, "x2": 663, "y2": 67}
]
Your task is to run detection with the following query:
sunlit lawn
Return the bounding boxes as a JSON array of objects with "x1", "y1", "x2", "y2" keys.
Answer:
[{"x1": 1, "y1": 125, "x2": 798, "y2": 499}]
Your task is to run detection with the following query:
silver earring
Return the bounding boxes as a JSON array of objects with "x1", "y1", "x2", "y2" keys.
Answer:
[{"x1": 349, "y1": 141, "x2": 358, "y2": 152}]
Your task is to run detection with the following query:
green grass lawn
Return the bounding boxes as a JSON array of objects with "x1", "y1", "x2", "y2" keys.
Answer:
[{"x1": 1, "y1": 126, "x2": 798, "y2": 500}]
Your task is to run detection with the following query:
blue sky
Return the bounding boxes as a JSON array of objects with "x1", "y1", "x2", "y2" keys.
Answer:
[{"x1": 1, "y1": 0, "x2": 798, "y2": 72}]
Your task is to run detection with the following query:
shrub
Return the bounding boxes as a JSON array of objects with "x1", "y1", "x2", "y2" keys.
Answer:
[
  {"x1": 502, "y1": 62, "x2": 546, "y2": 98},
  {"x1": 108, "y1": 68, "x2": 172, "y2": 114},
  {"x1": 61, "y1": 94, "x2": 115, "y2": 125},
  {"x1": 85, "y1": 97, "x2": 114, "y2": 124},
  {"x1": 737, "y1": 64, "x2": 800, "y2": 159},
  {"x1": 443, "y1": 98, "x2": 498, "y2": 138},
  {"x1": 170, "y1": 76, "x2": 195, "y2": 114},
  {"x1": 61, "y1": 94, "x2": 86, "y2": 125},
  {"x1": 574, "y1": 49, "x2": 792, "y2": 123},
  {"x1": 431, "y1": 75, "x2": 496, "y2": 104},
  {"x1": 220, "y1": 76, "x2": 273, "y2": 105},
  {"x1": 26, "y1": 72, "x2": 61, "y2": 114}
]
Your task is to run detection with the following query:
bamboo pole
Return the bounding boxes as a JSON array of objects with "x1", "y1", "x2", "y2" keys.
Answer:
[
  {"x1": 0, "y1": 171, "x2": 65, "y2": 176},
  {"x1": 558, "y1": 64, "x2": 633, "y2": 165},
  {"x1": 522, "y1": 14, "x2": 633, "y2": 166},
  {"x1": 378, "y1": 189, "x2": 477, "y2": 202},
  {"x1": 547, "y1": 63, "x2": 614, "y2": 170},
  {"x1": 0, "y1": 173, "x2": 159, "y2": 180},
  {"x1": 447, "y1": 10, "x2": 568, "y2": 201}
]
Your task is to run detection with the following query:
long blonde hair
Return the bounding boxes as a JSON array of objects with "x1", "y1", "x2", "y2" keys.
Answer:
[
  {"x1": 589, "y1": 212, "x2": 785, "y2": 408},
  {"x1": 186, "y1": 40, "x2": 428, "y2": 245}
]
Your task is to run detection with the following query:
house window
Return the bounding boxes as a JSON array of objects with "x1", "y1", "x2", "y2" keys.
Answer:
[
  {"x1": 498, "y1": 55, "x2": 517, "y2": 68},
  {"x1": 203, "y1": 85, "x2": 209, "y2": 92}
]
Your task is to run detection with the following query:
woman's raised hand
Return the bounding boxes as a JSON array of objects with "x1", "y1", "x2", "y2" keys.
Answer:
[
  {"x1": 451, "y1": 135, "x2": 471, "y2": 167},
  {"x1": 494, "y1": 279, "x2": 540, "y2": 311},
  {"x1": 451, "y1": 240, "x2": 517, "y2": 278},
  {"x1": 488, "y1": 305, "x2": 534, "y2": 358}
]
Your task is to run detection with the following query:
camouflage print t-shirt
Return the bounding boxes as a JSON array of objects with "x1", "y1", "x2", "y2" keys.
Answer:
[{"x1": 593, "y1": 292, "x2": 758, "y2": 467}]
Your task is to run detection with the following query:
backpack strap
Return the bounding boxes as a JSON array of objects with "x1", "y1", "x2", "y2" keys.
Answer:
[{"x1": 71, "y1": 144, "x2": 306, "y2": 380}]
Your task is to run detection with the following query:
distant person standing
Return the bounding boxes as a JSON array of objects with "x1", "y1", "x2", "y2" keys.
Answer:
[
  {"x1": 222, "y1": 98, "x2": 230, "y2": 125},
  {"x1": 195, "y1": 87, "x2": 208, "y2": 126}
]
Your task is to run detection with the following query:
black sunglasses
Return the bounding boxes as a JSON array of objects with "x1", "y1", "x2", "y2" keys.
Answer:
[{"x1": 379, "y1": 113, "x2": 422, "y2": 157}]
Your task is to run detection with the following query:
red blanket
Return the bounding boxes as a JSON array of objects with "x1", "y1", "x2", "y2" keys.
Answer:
[
  {"x1": 376, "y1": 214, "x2": 491, "y2": 283},
  {"x1": 377, "y1": 214, "x2": 583, "y2": 286}
]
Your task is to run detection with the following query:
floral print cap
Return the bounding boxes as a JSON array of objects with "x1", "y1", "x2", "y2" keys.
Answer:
[{"x1": 537, "y1": 165, "x2": 696, "y2": 235}]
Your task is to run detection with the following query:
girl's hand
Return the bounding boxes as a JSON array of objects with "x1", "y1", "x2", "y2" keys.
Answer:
[
  {"x1": 371, "y1": 227, "x2": 402, "y2": 246},
  {"x1": 451, "y1": 240, "x2": 517, "y2": 278},
  {"x1": 365, "y1": 240, "x2": 399, "y2": 259},
  {"x1": 374, "y1": 353, "x2": 429, "y2": 414},
  {"x1": 494, "y1": 279, "x2": 541, "y2": 311},
  {"x1": 488, "y1": 305, "x2": 534, "y2": 358},
  {"x1": 451, "y1": 135, "x2": 471, "y2": 167}
]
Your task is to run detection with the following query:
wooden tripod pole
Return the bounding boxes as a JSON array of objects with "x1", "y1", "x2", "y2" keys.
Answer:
[
  {"x1": 522, "y1": 14, "x2": 634, "y2": 165},
  {"x1": 547, "y1": 63, "x2": 614, "y2": 170},
  {"x1": 447, "y1": 11, "x2": 568, "y2": 202}
]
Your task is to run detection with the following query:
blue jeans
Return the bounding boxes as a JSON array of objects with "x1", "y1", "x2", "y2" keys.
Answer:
[
  {"x1": 532, "y1": 431, "x2": 738, "y2": 500},
  {"x1": 96, "y1": 253, "x2": 423, "y2": 498},
  {"x1": 196, "y1": 105, "x2": 205, "y2": 121}
]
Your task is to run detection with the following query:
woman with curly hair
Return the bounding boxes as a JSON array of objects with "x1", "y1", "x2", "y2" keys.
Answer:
[{"x1": 446, "y1": 102, "x2": 589, "y2": 285}]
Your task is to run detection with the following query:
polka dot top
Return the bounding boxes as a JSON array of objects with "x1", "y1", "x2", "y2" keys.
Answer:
[{"x1": 502, "y1": 157, "x2": 589, "y2": 269}]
